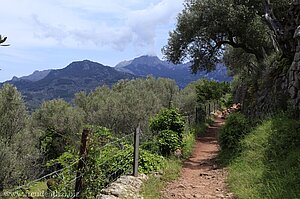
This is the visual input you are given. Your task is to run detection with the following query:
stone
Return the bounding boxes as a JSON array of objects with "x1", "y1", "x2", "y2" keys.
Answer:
[
  {"x1": 193, "y1": 193, "x2": 202, "y2": 198},
  {"x1": 289, "y1": 86, "x2": 297, "y2": 99},
  {"x1": 199, "y1": 173, "x2": 209, "y2": 176},
  {"x1": 177, "y1": 184, "x2": 186, "y2": 189},
  {"x1": 97, "y1": 174, "x2": 148, "y2": 199},
  {"x1": 295, "y1": 53, "x2": 300, "y2": 62},
  {"x1": 184, "y1": 193, "x2": 193, "y2": 198},
  {"x1": 289, "y1": 70, "x2": 295, "y2": 81}
]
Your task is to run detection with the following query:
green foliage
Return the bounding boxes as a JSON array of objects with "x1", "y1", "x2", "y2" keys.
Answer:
[
  {"x1": 138, "y1": 150, "x2": 165, "y2": 174},
  {"x1": 196, "y1": 80, "x2": 230, "y2": 104},
  {"x1": 182, "y1": 130, "x2": 196, "y2": 159},
  {"x1": 0, "y1": 84, "x2": 28, "y2": 140},
  {"x1": 157, "y1": 130, "x2": 181, "y2": 156},
  {"x1": 46, "y1": 126, "x2": 166, "y2": 198},
  {"x1": 149, "y1": 108, "x2": 185, "y2": 137},
  {"x1": 227, "y1": 114, "x2": 300, "y2": 198},
  {"x1": 33, "y1": 99, "x2": 84, "y2": 161},
  {"x1": 149, "y1": 109, "x2": 185, "y2": 156},
  {"x1": 0, "y1": 84, "x2": 40, "y2": 190},
  {"x1": 219, "y1": 112, "x2": 250, "y2": 162},
  {"x1": 162, "y1": 0, "x2": 286, "y2": 71},
  {"x1": 75, "y1": 77, "x2": 179, "y2": 134}
]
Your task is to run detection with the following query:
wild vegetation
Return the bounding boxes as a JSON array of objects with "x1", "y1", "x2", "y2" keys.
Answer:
[
  {"x1": 218, "y1": 113, "x2": 300, "y2": 198},
  {"x1": 0, "y1": 76, "x2": 229, "y2": 198}
]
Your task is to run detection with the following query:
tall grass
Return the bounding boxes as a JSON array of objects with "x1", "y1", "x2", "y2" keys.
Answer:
[{"x1": 225, "y1": 114, "x2": 300, "y2": 198}]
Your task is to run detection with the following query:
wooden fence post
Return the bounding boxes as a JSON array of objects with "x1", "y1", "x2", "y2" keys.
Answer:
[
  {"x1": 133, "y1": 124, "x2": 140, "y2": 177},
  {"x1": 74, "y1": 128, "x2": 89, "y2": 199}
]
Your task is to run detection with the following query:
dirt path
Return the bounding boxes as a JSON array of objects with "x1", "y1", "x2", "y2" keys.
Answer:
[{"x1": 162, "y1": 117, "x2": 234, "y2": 199}]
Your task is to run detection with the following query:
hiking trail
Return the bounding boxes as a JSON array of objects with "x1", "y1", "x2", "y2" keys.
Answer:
[{"x1": 162, "y1": 117, "x2": 234, "y2": 199}]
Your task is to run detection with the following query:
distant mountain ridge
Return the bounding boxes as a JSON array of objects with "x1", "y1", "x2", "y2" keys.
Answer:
[
  {"x1": 115, "y1": 55, "x2": 232, "y2": 88},
  {"x1": 11, "y1": 69, "x2": 52, "y2": 82},
  {"x1": 4, "y1": 60, "x2": 137, "y2": 109},
  {"x1": 3, "y1": 56, "x2": 232, "y2": 109}
]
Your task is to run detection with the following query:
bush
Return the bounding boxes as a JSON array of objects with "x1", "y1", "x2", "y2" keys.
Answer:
[
  {"x1": 149, "y1": 109, "x2": 185, "y2": 156},
  {"x1": 149, "y1": 108, "x2": 185, "y2": 138},
  {"x1": 138, "y1": 150, "x2": 165, "y2": 174},
  {"x1": 158, "y1": 130, "x2": 181, "y2": 156},
  {"x1": 219, "y1": 112, "x2": 250, "y2": 159}
]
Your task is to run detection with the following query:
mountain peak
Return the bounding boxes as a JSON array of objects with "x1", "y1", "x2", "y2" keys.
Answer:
[{"x1": 131, "y1": 55, "x2": 162, "y2": 66}]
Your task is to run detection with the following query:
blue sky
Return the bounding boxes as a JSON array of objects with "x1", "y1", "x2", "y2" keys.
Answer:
[{"x1": 0, "y1": 0, "x2": 184, "y2": 81}]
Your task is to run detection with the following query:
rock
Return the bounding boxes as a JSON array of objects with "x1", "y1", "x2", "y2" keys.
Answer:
[
  {"x1": 289, "y1": 85, "x2": 298, "y2": 99},
  {"x1": 193, "y1": 193, "x2": 202, "y2": 198},
  {"x1": 97, "y1": 174, "x2": 148, "y2": 199},
  {"x1": 216, "y1": 193, "x2": 225, "y2": 198},
  {"x1": 184, "y1": 193, "x2": 193, "y2": 198},
  {"x1": 199, "y1": 173, "x2": 210, "y2": 176},
  {"x1": 177, "y1": 184, "x2": 186, "y2": 189}
]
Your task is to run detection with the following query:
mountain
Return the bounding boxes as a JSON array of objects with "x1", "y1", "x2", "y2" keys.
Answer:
[
  {"x1": 3, "y1": 56, "x2": 232, "y2": 110},
  {"x1": 4, "y1": 60, "x2": 137, "y2": 109},
  {"x1": 115, "y1": 55, "x2": 232, "y2": 88},
  {"x1": 11, "y1": 69, "x2": 52, "y2": 82}
]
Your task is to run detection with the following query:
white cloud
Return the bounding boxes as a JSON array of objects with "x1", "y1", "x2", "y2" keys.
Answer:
[
  {"x1": 0, "y1": 0, "x2": 184, "y2": 51},
  {"x1": 0, "y1": 0, "x2": 185, "y2": 81}
]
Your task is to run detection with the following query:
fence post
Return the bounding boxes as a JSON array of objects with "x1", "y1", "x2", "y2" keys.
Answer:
[
  {"x1": 74, "y1": 128, "x2": 89, "y2": 199},
  {"x1": 133, "y1": 124, "x2": 140, "y2": 177}
]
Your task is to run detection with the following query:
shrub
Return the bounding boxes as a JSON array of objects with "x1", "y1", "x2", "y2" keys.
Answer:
[
  {"x1": 149, "y1": 109, "x2": 185, "y2": 156},
  {"x1": 149, "y1": 108, "x2": 185, "y2": 138},
  {"x1": 158, "y1": 130, "x2": 181, "y2": 156},
  {"x1": 138, "y1": 149, "x2": 165, "y2": 174},
  {"x1": 219, "y1": 112, "x2": 250, "y2": 158}
]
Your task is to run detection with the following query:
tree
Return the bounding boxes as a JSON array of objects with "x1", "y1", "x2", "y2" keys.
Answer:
[
  {"x1": 0, "y1": 84, "x2": 40, "y2": 190},
  {"x1": 32, "y1": 99, "x2": 84, "y2": 161},
  {"x1": 75, "y1": 77, "x2": 179, "y2": 135},
  {"x1": 162, "y1": 0, "x2": 293, "y2": 72},
  {"x1": 0, "y1": 84, "x2": 28, "y2": 140}
]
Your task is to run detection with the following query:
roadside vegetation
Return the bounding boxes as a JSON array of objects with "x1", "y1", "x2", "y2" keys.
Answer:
[{"x1": 218, "y1": 113, "x2": 300, "y2": 198}]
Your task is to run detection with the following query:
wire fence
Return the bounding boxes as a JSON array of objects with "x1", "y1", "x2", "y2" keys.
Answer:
[
  {"x1": 0, "y1": 127, "x2": 139, "y2": 199},
  {"x1": 196, "y1": 100, "x2": 221, "y2": 123}
]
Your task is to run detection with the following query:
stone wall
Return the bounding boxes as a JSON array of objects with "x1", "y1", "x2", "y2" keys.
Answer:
[
  {"x1": 288, "y1": 26, "x2": 300, "y2": 113},
  {"x1": 97, "y1": 175, "x2": 148, "y2": 199}
]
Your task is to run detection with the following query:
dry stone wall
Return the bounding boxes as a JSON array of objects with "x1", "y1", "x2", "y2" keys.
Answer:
[{"x1": 288, "y1": 26, "x2": 300, "y2": 113}]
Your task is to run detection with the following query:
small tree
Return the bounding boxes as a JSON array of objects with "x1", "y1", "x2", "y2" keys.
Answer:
[
  {"x1": 149, "y1": 109, "x2": 185, "y2": 156},
  {"x1": 0, "y1": 84, "x2": 39, "y2": 190},
  {"x1": 33, "y1": 99, "x2": 84, "y2": 161}
]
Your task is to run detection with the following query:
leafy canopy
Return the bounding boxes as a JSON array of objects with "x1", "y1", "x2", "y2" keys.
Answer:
[{"x1": 163, "y1": 0, "x2": 292, "y2": 72}]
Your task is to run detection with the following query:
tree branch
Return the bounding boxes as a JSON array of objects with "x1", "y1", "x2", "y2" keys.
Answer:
[
  {"x1": 263, "y1": 0, "x2": 284, "y2": 38},
  {"x1": 216, "y1": 40, "x2": 264, "y2": 61}
]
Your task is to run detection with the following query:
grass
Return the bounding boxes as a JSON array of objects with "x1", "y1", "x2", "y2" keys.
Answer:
[
  {"x1": 141, "y1": 158, "x2": 182, "y2": 199},
  {"x1": 223, "y1": 114, "x2": 300, "y2": 198}
]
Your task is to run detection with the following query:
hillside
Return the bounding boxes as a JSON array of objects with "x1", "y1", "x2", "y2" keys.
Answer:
[
  {"x1": 115, "y1": 55, "x2": 232, "y2": 88},
  {"x1": 3, "y1": 56, "x2": 232, "y2": 109},
  {"x1": 4, "y1": 60, "x2": 136, "y2": 109}
]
